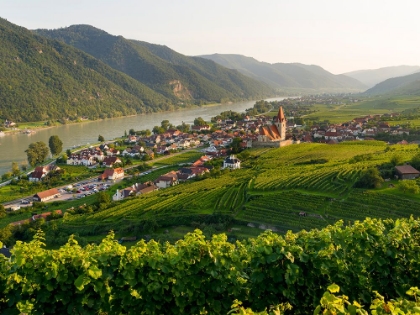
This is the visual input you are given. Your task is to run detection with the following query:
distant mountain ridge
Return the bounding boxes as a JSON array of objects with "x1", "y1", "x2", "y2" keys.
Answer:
[
  {"x1": 34, "y1": 25, "x2": 274, "y2": 104},
  {"x1": 364, "y1": 72, "x2": 420, "y2": 96},
  {"x1": 343, "y1": 66, "x2": 420, "y2": 88},
  {"x1": 199, "y1": 54, "x2": 367, "y2": 92}
]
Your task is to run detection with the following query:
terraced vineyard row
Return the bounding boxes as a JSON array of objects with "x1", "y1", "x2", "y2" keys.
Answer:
[
  {"x1": 236, "y1": 188, "x2": 420, "y2": 233},
  {"x1": 214, "y1": 182, "x2": 247, "y2": 214},
  {"x1": 253, "y1": 164, "x2": 361, "y2": 195},
  {"x1": 326, "y1": 191, "x2": 420, "y2": 222},
  {"x1": 236, "y1": 191, "x2": 329, "y2": 231},
  {"x1": 64, "y1": 172, "x2": 254, "y2": 226}
]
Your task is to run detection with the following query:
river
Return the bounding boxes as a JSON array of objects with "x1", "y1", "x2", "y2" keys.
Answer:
[{"x1": 1, "y1": 97, "x2": 288, "y2": 175}]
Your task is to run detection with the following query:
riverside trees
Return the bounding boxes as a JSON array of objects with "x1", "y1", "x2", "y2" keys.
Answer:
[
  {"x1": 25, "y1": 141, "x2": 49, "y2": 167},
  {"x1": 48, "y1": 135, "x2": 63, "y2": 157}
]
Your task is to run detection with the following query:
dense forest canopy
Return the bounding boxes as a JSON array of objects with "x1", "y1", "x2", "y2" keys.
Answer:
[{"x1": 34, "y1": 25, "x2": 273, "y2": 107}]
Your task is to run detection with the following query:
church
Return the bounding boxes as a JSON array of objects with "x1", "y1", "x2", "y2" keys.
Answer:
[{"x1": 249, "y1": 106, "x2": 296, "y2": 148}]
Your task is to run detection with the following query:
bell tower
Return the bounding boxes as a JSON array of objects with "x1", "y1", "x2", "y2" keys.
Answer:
[{"x1": 274, "y1": 106, "x2": 286, "y2": 140}]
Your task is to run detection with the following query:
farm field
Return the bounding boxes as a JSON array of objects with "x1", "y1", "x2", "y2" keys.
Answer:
[
  {"x1": 303, "y1": 96, "x2": 420, "y2": 123},
  {"x1": 55, "y1": 141, "x2": 420, "y2": 238}
]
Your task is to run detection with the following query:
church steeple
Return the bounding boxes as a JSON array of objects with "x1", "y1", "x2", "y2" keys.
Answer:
[
  {"x1": 276, "y1": 106, "x2": 285, "y2": 122},
  {"x1": 274, "y1": 106, "x2": 286, "y2": 140}
]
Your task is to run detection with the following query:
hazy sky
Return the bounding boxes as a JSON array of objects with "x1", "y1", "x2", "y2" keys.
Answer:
[{"x1": 2, "y1": 0, "x2": 418, "y2": 74}]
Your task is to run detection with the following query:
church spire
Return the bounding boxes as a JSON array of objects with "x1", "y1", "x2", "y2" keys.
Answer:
[{"x1": 276, "y1": 106, "x2": 285, "y2": 122}]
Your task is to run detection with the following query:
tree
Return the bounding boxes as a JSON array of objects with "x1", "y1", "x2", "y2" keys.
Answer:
[
  {"x1": 57, "y1": 153, "x2": 68, "y2": 164},
  {"x1": 230, "y1": 137, "x2": 243, "y2": 154},
  {"x1": 125, "y1": 158, "x2": 133, "y2": 166},
  {"x1": 96, "y1": 191, "x2": 111, "y2": 205},
  {"x1": 1, "y1": 172, "x2": 12, "y2": 181},
  {"x1": 194, "y1": 117, "x2": 207, "y2": 126},
  {"x1": 399, "y1": 180, "x2": 420, "y2": 194},
  {"x1": 391, "y1": 154, "x2": 404, "y2": 166},
  {"x1": 20, "y1": 162, "x2": 28, "y2": 172},
  {"x1": 98, "y1": 135, "x2": 105, "y2": 142},
  {"x1": 161, "y1": 120, "x2": 172, "y2": 130},
  {"x1": 0, "y1": 204, "x2": 5, "y2": 219},
  {"x1": 66, "y1": 149, "x2": 72, "y2": 157},
  {"x1": 410, "y1": 153, "x2": 420, "y2": 170},
  {"x1": 48, "y1": 135, "x2": 63, "y2": 157},
  {"x1": 25, "y1": 141, "x2": 49, "y2": 167},
  {"x1": 11, "y1": 162, "x2": 20, "y2": 176},
  {"x1": 354, "y1": 168, "x2": 384, "y2": 189},
  {"x1": 152, "y1": 126, "x2": 165, "y2": 134},
  {"x1": 129, "y1": 129, "x2": 136, "y2": 136},
  {"x1": 176, "y1": 122, "x2": 190, "y2": 133}
]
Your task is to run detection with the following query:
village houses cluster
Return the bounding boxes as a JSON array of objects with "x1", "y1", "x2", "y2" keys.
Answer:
[{"x1": 307, "y1": 113, "x2": 410, "y2": 144}]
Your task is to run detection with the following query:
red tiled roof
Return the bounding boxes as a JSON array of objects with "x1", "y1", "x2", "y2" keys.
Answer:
[
  {"x1": 395, "y1": 165, "x2": 420, "y2": 175},
  {"x1": 34, "y1": 188, "x2": 60, "y2": 200}
]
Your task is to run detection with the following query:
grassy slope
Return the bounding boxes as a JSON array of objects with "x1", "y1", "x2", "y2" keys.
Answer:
[{"x1": 56, "y1": 142, "x2": 420, "y2": 236}]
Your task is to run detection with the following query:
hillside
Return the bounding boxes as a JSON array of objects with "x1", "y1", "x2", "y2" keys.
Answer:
[
  {"x1": 34, "y1": 25, "x2": 274, "y2": 103},
  {"x1": 199, "y1": 54, "x2": 367, "y2": 92},
  {"x1": 364, "y1": 71, "x2": 420, "y2": 96},
  {"x1": 55, "y1": 142, "x2": 420, "y2": 237},
  {"x1": 344, "y1": 65, "x2": 420, "y2": 88},
  {"x1": 0, "y1": 18, "x2": 173, "y2": 122}
]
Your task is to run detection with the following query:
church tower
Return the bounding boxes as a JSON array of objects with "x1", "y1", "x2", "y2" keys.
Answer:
[{"x1": 274, "y1": 106, "x2": 286, "y2": 140}]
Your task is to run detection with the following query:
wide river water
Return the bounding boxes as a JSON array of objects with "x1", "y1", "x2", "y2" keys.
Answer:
[{"x1": 1, "y1": 97, "x2": 288, "y2": 175}]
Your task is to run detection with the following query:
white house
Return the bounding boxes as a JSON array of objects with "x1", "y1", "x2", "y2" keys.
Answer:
[{"x1": 223, "y1": 155, "x2": 241, "y2": 169}]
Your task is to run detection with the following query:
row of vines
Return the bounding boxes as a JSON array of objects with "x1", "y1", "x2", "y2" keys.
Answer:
[{"x1": 1, "y1": 217, "x2": 420, "y2": 314}]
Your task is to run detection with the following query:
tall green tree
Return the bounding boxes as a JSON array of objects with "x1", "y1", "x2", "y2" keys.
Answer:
[
  {"x1": 176, "y1": 122, "x2": 190, "y2": 133},
  {"x1": 11, "y1": 162, "x2": 20, "y2": 176},
  {"x1": 98, "y1": 135, "x2": 105, "y2": 142},
  {"x1": 25, "y1": 141, "x2": 49, "y2": 167},
  {"x1": 194, "y1": 117, "x2": 207, "y2": 126},
  {"x1": 48, "y1": 135, "x2": 63, "y2": 157},
  {"x1": 161, "y1": 120, "x2": 174, "y2": 130}
]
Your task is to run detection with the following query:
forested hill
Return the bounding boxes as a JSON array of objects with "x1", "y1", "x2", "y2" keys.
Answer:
[
  {"x1": 364, "y1": 71, "x2": 420, "y2": 96},
  {"x1": 34, "y1": 25, "x2": 274, "y2": 103},
  {"x1": 0, "y1": 18, "x2": 174, "y2": 122},
  {"x1": 199, "y1": 53, "x2": 367, "y2": 92}
]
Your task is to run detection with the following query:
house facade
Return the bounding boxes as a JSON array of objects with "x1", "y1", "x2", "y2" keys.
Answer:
[
  {"x1": 33, "y1": 188, "x2": 60, "y2": 202},
  {"x1": 223, "y1": 155, "x2": 241, "y2": 169},
  {"x1": 98, "y1": 167, "x2": 125, "y2": 181}
]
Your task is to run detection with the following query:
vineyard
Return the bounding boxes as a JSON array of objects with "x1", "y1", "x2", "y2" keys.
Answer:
[
  {"x1": 2, "y1": 218, "x2": 420, "y2": 314},
  {"x1": 53, "y1": 141, "x2": 420, "y2": 236}
]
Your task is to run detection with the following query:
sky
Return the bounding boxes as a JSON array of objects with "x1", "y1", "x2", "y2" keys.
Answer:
[{"x1": 2, "y1": 0, "x2": 419, "y2": 74}]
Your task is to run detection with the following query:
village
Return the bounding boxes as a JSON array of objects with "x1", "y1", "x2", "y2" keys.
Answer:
[{"x1": 3, "y1": 105, "x2": 417, "y2": 215}]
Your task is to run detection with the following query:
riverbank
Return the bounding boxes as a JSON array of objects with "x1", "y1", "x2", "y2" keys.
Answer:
[{"x1": 0, "y1": 102, "x2": 228, "y2": 136}]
